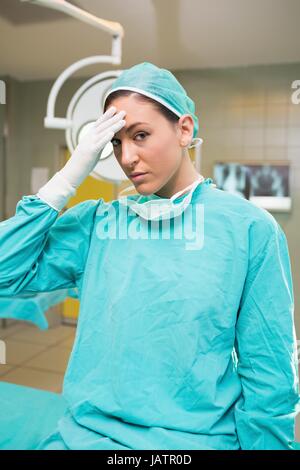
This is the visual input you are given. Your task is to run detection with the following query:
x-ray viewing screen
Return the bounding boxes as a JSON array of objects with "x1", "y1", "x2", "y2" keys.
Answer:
[{"x1": 213, "y1": 162, "x2": 291, "y2": 212}]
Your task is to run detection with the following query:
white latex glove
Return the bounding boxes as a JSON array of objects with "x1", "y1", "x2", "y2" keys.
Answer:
[{"x1": 37, "y1": 106, "x2": 126, "y2": 211}]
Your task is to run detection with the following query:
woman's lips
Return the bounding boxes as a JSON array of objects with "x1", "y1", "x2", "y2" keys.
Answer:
[{"x1": 130, "y1": 173, "x2": 148, "y2": 182}]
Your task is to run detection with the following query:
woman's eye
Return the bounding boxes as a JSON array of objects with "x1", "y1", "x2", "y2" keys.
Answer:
[
  {"x1": 111, "y1": 132, "x2": 148, "y2": 147},
  {"x1": 111, "y1": 138, "x2": 120, "y2": 147},
  {"x1": 135, "y1": 132, "x2": 148, "y2": 141}
]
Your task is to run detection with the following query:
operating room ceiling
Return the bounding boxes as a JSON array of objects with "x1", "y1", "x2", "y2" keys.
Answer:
[
  {"x1": 0, "y1": 0, "x2": 81, "y2": 25},
  {"x1": 0, "y1": 0, "x2": 300, "y2": 80}
]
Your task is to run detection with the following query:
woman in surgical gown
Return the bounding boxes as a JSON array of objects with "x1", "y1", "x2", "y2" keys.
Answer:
[{"x1": 0, "y1": 62, "x2": 299, "y2": 450}]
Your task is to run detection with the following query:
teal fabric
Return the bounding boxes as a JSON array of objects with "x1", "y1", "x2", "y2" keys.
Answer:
[
  {"x1": 0, "y1": 289, "x2": 69, "y2": 329},
  {"x1": 0, "y1": 382, "x2": 67, "y2": 450},
  {"x1": 103, "y1": 62, "x2": 199, "y2": 138},
  {"x1": 0, "y1": 180, "x2": 299, "y2": 450}
]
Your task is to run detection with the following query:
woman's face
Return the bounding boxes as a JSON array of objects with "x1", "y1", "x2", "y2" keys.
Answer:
[{"x1": 109, "y1": 94, "x2": 192, "y2": 196}]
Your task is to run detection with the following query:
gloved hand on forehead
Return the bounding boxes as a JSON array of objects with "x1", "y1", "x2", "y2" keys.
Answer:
[
  {"x1": 60, "y1": 107, "x2": 126, "y2": 188},
  {"x1": 37, "y1": 106, "x2": 126, "y2": 211}
]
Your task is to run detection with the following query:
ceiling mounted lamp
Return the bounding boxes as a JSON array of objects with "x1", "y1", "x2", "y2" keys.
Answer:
[{"x1": 21, "y1": 0, "x2": 127, "y2": 183}]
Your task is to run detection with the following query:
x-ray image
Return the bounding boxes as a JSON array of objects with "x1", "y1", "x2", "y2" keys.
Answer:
[
  {"x1": 214, "y1": 162, "x2": 291, "y2": 212},
  {"x1": 213, "y1": 163, "x2": 251, "y2": 199},
  {"x1": 248, "y1": 165, "x2": 289, "y2": 197}
]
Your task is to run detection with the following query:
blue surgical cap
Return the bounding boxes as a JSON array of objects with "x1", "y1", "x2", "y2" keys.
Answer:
[{"x1": 103, "y1": 62, "x2": 199, "y2": 138}]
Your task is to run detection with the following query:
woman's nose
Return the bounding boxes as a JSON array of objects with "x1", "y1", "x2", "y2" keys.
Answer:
[{"x1": 120, "y1": 142, "x2": 139, "y2": 167}]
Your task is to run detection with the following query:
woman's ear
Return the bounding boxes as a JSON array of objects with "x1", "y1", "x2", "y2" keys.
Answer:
[{"x1": 177, "y1": 114, "x2": 194, "y2": 147}]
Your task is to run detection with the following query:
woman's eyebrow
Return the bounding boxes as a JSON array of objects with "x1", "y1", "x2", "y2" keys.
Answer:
[
  {"x1": 113, "y1": 121, "x2": 149, "y2": 138},
  {"x1": 123, "y1": 122, "x2": 149, "y2": 133}
]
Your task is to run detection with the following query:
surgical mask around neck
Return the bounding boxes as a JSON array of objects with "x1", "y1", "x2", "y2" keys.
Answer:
[{"x1": 118, "y1": 175, "x2": 205, "y2": 221}]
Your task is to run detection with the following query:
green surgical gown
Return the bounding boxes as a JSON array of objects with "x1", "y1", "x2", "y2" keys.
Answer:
[{"x1": 0, "y1": 178, "x2": 299, "y2": 450}]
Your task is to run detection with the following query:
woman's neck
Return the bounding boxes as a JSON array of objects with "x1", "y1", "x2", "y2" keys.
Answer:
[{"x1": 155, "y1": 158, "x2": 202, "y2": 199}]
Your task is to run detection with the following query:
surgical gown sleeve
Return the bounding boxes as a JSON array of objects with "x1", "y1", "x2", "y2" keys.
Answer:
[
  {"x1": 0, "y1": 195, "x2": 100, "y2": 297},
  {"x1": 234, "y1": 217, "x2": 300, "y2": 450}
]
